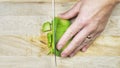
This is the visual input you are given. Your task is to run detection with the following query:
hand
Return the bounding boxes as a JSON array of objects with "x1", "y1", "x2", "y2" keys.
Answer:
[{"x1": 57, "y1": 0, "x2": 119, "y2": 57}]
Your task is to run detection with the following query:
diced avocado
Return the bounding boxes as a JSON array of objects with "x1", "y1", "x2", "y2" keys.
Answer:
[
  {"x1": 47, "y1": 32, "x2": 52, "y2": 47},
  {"x1": 42, "y1": 22, "x2": 51, "y2": 32},
  {"x1": 42, "y1": 17, "x2": 71, "y2": 57}
]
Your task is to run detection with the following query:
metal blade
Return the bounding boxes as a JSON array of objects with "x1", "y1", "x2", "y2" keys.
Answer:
[{"x1": 52, "y1": 0, "x2": 57, "y2": 66}]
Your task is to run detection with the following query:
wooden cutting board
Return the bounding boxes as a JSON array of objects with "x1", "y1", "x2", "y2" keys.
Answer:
[
  {"x1": 0, "y1": 0, "x2": 78, "y2": 2},
  {"x1": 0, "y1": 2, "x2": 120, "y2": 68}
]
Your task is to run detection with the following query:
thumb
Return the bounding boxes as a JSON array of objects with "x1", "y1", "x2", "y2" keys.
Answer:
[{"x1": 58, "y1": 1, "x2": 82, "y2": 19}]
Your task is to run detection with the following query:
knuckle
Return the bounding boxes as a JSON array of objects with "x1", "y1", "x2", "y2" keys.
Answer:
[
  {"x1": 74, "y1": 40, "x2": 80, "y2": 45},
  {"x1": 76, "y1": 19, "x2": 88, "y2": 27},
  {"x1": 66, "y1": 27, "x2": 77, "y2": 37},
  {"x1": 80, "y1": 22, "x2": 88, "y2": 26},
  {"x1": 91, "y1": 28, "x2": 96, "y2": 32},
  {"x1": 67, "y1": 30, "x2": 74, "y2": 37},
  {"x1": 61, "y1": 32, "x2": 73, "y2": 41},
  {"x1": 72, "y1": 38, "x2": 81, "y2": 47},
  {"x1": 62, "y1": 35, "x2": 69, "y2": 41},
  {"x1": 97, "y1": 28, "x2": 104, "y2": 33},
  {"x1": 87, "y1": 24, "x2": 98, "y2": 32}
]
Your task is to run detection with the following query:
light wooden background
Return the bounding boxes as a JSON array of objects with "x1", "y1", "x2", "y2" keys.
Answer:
[
  {"x1": 0, "y1": 0, "x2": 120, "y2": 68},
  {"x1": 0, "y1": 0, "x2": 78, "y2": 2}
]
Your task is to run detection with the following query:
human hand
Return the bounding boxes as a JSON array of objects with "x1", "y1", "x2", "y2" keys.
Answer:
[{"x1": 57, "y1": 0, "x2": 119, "y2": 57}]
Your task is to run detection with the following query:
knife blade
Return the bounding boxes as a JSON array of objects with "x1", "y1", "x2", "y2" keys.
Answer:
[{"x1": 52, "y1": 0, "x2": 57, "y2": 66}]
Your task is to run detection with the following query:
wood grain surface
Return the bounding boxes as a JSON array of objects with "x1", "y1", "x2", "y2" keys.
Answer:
[
  {"x1": 0, "y1": 2, "x2": 119, "y2": 68},
  {"x1": 0, "y1": 0, "x2": 78, "y2": 3}
]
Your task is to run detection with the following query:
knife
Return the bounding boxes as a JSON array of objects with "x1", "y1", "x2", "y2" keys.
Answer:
[{"x1": 52, "y1": 0, "x2": 57, "y2": 66}]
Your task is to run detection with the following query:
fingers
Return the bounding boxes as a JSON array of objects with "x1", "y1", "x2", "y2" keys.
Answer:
[
  {"x1": 70, "y1": 26, "x2": 103, "y2": 57},
  {"x1": 57, "y1": 20, "x2": 83, "y2": 50},
  {"x1": 60, "y1": 24, "x2": 97, "y2": 57},
  {"x1": 69, "y1": 33, "x2": 96, "y2": 57},
  {"x1": 81, "y1": 33, "x2": 101, "y2": 52},
  {"x1": 70, "y1": 32, "x2": 101, "y2": 57},
  {"x1": 70, "y1": 22, "x2": 104, "y2": 56},
  {"x1": 58, "y1": 1, "x2": 81, "y2": 19},
  {"x1": 81, "y1": 31, "x2": 99, "y2": 52},
  {"x1": 57, "y1": 14, "x2": 96, "y2": 51}
]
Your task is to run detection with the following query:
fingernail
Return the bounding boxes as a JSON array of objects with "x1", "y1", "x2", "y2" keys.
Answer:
[
  {"x1": 57, "y1": 46, "x2": 61, "y2": 50},
  {"x1": 82, "y1": 48, "x2": 86, "y2": 52},
  {"x1": 61, "y1": 53, "x2": 66, "y2": 58},
  {"x1": 57, "y1": 44, "x2": 62, "y2": 50}
]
